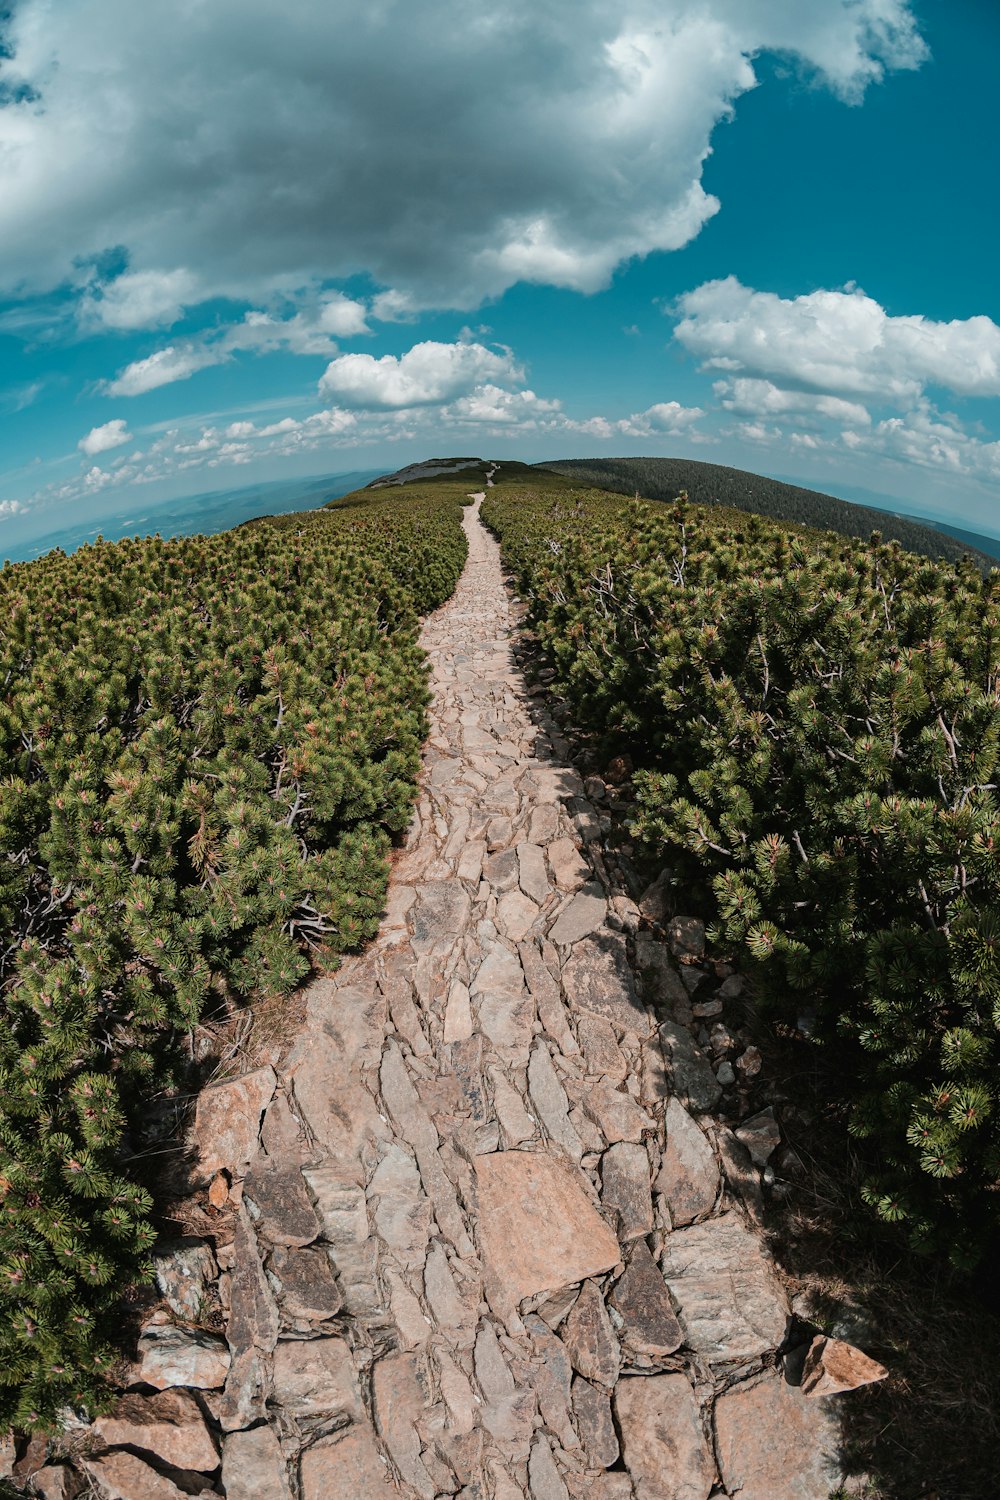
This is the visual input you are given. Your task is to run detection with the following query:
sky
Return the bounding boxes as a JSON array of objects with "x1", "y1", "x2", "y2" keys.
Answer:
[{"x1": 1, "y1": 0, "x2": 999, "y2": 554}]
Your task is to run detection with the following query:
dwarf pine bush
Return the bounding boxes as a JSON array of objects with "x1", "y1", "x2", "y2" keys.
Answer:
[
  {"x1": 485, "y1": 483, "x2": 1000, "y2": 1265},
  {"x1": 0, "y1": 489, "x2": 466, "y2": 1425}
]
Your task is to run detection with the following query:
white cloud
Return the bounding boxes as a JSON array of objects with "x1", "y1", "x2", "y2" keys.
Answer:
[
  {"x1": 0, "y1": 2, "x2": 925, "y2": 316},
  {"x1": 676, "y1": 277, "x2": 1000, "y2": 401},
  {"x1": 79, "y1": 418, "x2": 133, "y2": 455},
  {"x1": 318, "y1": 341, "x2": 524, "y2": 409},
  {"x1": 106, "y1": 345, "x2": 221, "y2": 396},
  {"x1": 0, "y1": 499, "x2": 25, "y2": 517}
]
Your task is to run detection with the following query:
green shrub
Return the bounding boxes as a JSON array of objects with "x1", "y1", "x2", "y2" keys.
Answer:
[
  {"x1": 0, "y1": 491, "x2": 466, "y2": 1426},
  {"x1": 484, "y1": 484, "x2": 1000, "y2": 1265}
]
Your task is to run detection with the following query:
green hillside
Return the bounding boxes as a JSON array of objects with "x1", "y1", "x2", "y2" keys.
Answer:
[{"x1": 540, "y1": 455, "x2": 998, "y2": 573}]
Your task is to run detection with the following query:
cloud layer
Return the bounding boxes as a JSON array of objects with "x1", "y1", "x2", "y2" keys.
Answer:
[{"x1": 0, "y1": 1, "x2": 924, "y2": 317}]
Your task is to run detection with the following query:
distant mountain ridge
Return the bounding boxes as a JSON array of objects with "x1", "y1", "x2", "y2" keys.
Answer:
[{"x1": 539, "y1": 456, "x2": 998, "y2": 573}]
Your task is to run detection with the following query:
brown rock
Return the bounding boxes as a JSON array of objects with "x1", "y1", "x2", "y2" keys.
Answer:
[
  {"x1": 582, "y1": 1084, "x2": 654, "y2": 1144},
  {"x1": 300, "y1": 1426, "x2": 399, "y2": 1500},
  {"x1": 0, "y1": 1431, "x2": 14, "y2": 1479},
  {"x1": 192, "y1": 1066, "x2": 276, "y2": 1181},
  {"x1": 134, "y1": 1323, "x2": 231, "y2": 1391},
  {"x1": 82, "y1": 1450, "x2": 208, "y2": 1500},
  {"x1": 659, "y1": 1213, "x2": 788, "y2": 1360},
  {"x1": 270, "y1": 1243, "x2": 343, "y2": 1321},
  {"x1": 518, "y1": 842, "x2": 551, "y2": 905},
  {"x1": 563, "y1": 933, "x2": 650, "y2": 1035},
  {"x1": 609, "y1": 1241, "x2": 683, "y2": 1360},
  {"x1": 799, "y1": 1336, "x2": 888, "y2": 1397},
  {"x1": 29, "y1": 1467, "x2": 81, "y2": 1500},
  {"x1": 272, "y1": 1336, "x2": 362, "y2": 1418},
  {"x1": 572, "y1": 1376, "x2": 619, "y2": 1468},
  {"x1": 560, "y1": 1280, "x2": 620, "y2": 1388},
  {"x1": 656, "y1": 1099, "x2": 719, "y2": 1226},
  {"x1": 489, "y1": 1065, "x2": 537, "y2": 1147},
  {"x1": 373, "y1": 1353, "x2": 437, "y2": 1498},
  {"x1": 526, "y1": 1315, "x2": 577, "y2": 1449},
  {"x1": 600, "y1": 1142, "x2": 654, "y2": 1242},
  {"x1": 208, "y1": 1173, "x2": 230, "y2": 1210},
  {"x1": 367, "y1": 1142, "x2": 432, "y2": 1270},
  {"x1": 475, "y1": 1153, "x2": 620, "y2": 1330},
  {"x1": 714, "y1": 1370, "x2": 843, "y2": 1499},
  {"x1": 243, "y1": 1156, "x2": 321, "y2": 1247},
  {"x1": 547, "y1": 838, "x2": 591, "y2": 892},
  {"x1": 222, "y1": 1425, "x2": 293, "y2": 1500},
  {"x1": 95, "y1": 1390, "x2": 219, "y2": 1472},
  {"x1": 614, "y1": 1374, "x2": 714, "y2": 1500},
  {"x1": 712, "y1": 1125, "x2": 765, "y2": 1224}
]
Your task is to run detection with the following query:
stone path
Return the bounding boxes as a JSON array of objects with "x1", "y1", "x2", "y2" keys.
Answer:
[{"x1": 26, "y1": 478, "x2": 860, "y2": 1498}]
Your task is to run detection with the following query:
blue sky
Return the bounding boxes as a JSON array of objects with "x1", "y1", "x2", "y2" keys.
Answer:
[{"x1": 2, "y1": 0, "x2": 999, "y2": 554}]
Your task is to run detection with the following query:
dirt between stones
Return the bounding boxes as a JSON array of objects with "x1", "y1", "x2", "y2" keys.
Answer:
[{"x1": 21, "y1": 479, "x2": 870, "y2": 1500}]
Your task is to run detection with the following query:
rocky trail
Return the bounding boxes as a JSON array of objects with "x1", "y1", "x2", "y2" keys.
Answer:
[{"x1": 12, "y1": 476, "x2": 887, "y2": 1499}]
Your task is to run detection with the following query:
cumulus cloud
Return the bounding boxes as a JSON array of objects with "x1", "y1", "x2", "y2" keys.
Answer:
[
  {"x1": 675, "y1": 277, "x2": 1000, "y2": 401},
  {"x1": 318, "y1": 341, "x2": 524, "y2": 409},
  {"x1": 0, "y1": 2, "x2": 925, "y2": 316},
  {"x1": 78, "y1": 418, "x2": 133, "y2": 455},
  {"x1": 0, "y1": 499, "x2": 25, "y2": 517}
]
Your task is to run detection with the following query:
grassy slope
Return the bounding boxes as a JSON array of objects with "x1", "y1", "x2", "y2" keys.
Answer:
[{"x1": 540, "y1": 455, "x2": 997, "y2": 574}]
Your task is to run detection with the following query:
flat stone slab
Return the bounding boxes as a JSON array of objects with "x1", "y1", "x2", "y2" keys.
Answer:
[
  {"x1": 562, "y1": 932, "x2": 651, "y2": 1034},
  {"x1": 609, "y1": 1241, "x2": 683, "y2": 1360},
  {"x1": 548, "y1": 885, "x2": 608, "y2": 947},
  {"x1": 475, "y1": 1151, "x2": 620, "y2": 1328},
  {"x1": 660, "y1": 1212, "x2": 789, "y2": 1360},
  {"x1": 300, "y1": 1426, "x2": 400, "y2": 1500},
  {"x1": 615, "y1": 1374, "x2": 715, "y2": 1500},
  {"x1": 714, "y1": 1371, "x2": 843, "y2": 1500},
  {"x1": 94, "y1": 1390, "x2": 218, "y2": 1473}
]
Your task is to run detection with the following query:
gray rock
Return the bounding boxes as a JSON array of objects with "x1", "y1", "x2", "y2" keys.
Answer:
[
  {"x1": 582, "y1": 1084, "x2": 654, "y2": 1144},
  {"x1": 528, "y1": 1042, "x2": 584, "y2": 1161},
  {"x1": 153, "y1": 1238, "x2": 216, "y2": 1321},
  {"x1": 548, "y1": 885, "x2": 608, "y2": 947},
  {"x1": 660, "y1": 1212, "x2": 788, "y2": 1360},
  {"x1": 373, "y1": 1352, "x2": 437, "y2": 1498},
  {"x1": 547, "y1": 837, "x2": 591, "y2": 892},
  {"x1": 563, "y1": 933, "x2": 650, "y2": 1034},
  {"x1": 518, "y1": 842, "x2": 551, "y2": 905},
  {"x1": 666, "y1": 916, "x2": 705, "y2": 959},
  {"x1": 736, "y1": 1107, "x2": 782, "y2": 1167},
  {"x1": 528, "y1": 1435, "x2": 569, "y2": 1500},
  {"x1": 483, "y1": 848, "x2": 521, "y2": 892},
  {"x1": 133, "y1": 1323, "x2": 230, "y2": 1392},
  {"x1": 657, "y1": 1023, "x2": 722, "y2": 1112}
]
